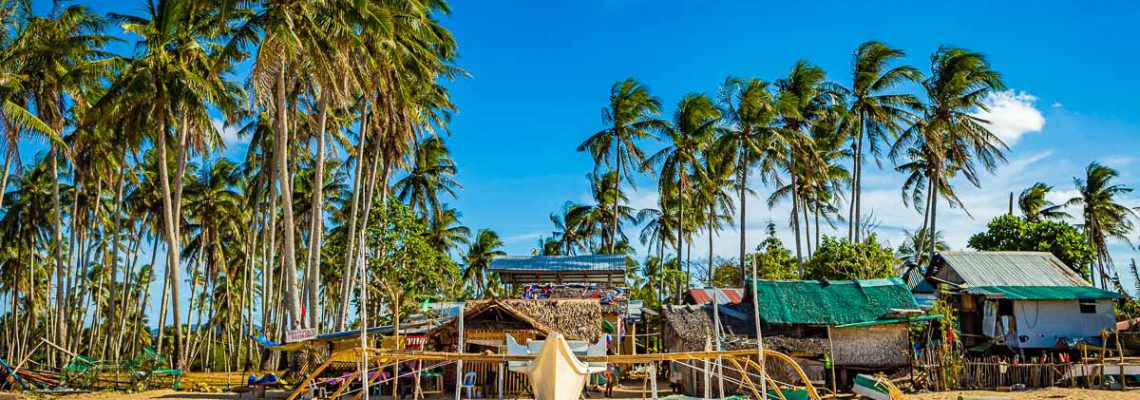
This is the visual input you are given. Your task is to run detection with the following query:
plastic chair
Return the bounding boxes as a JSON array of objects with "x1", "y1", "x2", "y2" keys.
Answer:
[{"x1": 460, "y1": 371, "x2": 478, "y2": 398}]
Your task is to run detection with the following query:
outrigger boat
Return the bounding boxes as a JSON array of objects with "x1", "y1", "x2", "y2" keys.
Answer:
[{"x1": 288, "y1": 332, "x2": 822, "y2": 400}]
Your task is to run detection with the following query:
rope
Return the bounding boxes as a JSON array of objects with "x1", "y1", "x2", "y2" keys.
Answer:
[{"x1": 670, "y1": 359, "x2": 789, "y2": 399}]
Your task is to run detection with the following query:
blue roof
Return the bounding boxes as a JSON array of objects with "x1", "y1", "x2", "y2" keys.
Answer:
[
  {"x1": 490, "y1": 255, "x2": 627, "y2": 284},
  {"x1": 490, "y1": 255, "x2": 626, "y2": 272}
]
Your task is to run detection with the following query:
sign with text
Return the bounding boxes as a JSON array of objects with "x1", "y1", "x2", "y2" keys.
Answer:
[{"x1": 286, "y1": 328, "x2": 317, "y2": 343}]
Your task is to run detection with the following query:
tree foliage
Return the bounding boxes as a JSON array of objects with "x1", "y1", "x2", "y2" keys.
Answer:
[
  {"x1": 967, "y1": 214, "x2": 1095, "y2": 279},
  {"x1": 803, "y1": 234, "x2": 896, "y2": 280}
]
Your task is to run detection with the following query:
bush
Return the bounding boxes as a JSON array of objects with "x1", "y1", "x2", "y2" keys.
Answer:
[{"x1": 967, "y1": 214, "x2": 1094, "y2": 279}]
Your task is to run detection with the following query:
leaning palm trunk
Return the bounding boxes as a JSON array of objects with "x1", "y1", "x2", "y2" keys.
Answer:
[
  {"x1": 790, "y1": 161, "x2": 803, "y2": 275},
  {"x1": 737, "y1": 142, "x2": 748, "y2": 286},
  {"x1": 153, "y1": 108, "x2": 185, "y2": 368},
  {"x1": 50, "y1": 145, "x2": 68, "y2": 364},
  {"x1": 336, "y1": 101, "x2": 368, "y2": 331}
]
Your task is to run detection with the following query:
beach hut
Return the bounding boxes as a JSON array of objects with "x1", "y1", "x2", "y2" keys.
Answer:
[
  {"x1": 658, "y1": 278, "x2": 925, "y2": 394},
  {"x1": 926, "y1": 251, "x2": 1122, "y2": 350},
  {"x1": 427, "y1": 299, "x2": 605, "y2": 396}
]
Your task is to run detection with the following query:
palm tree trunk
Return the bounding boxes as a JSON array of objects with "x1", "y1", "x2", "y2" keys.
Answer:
[
  {"x1": 274, "y1": 62, "x2": 303, "y2": 330},
  {"x1": 336, "y1": 101, "x2": 368, "y2": 331},
  {"x1": 0, "y1": 147, "x2": 12, "y2": 212},
  {"x1": 611, "y1": 155, "x2": 621, "y2": 253},
  {"x1": 790, "y1": 162, "x2": 803, "y2": 276},
  {"x1": 305, "y1": 93, "x2": 329, "y2": 329},
  {"x1": 927, "y1": 169, "x2": 939, "y2": 266},
  {"x1": 738, "y1": 140, "x2": 748, "y2": 286},
  {"x1": 707, "y1": 207, "x2": 714, "y2": 285},
  {"x1": 153, "y1": 108, "x2": 185, "y2": 368},
  {"x1": 50, "y1": 145, "x2": 68, "y2": 363},
  {"x1": 676, "y1": 167, "x2": 686, "y2": 288},
  {"x1": 854, "y1": 133, "x2": 865, "y2": 243}
]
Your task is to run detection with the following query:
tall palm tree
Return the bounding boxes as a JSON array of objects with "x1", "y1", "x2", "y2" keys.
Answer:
[
  {"x1": 1067, "y1": 162, "x2": 1136, "y2": 288},
  {"x1": 97, "y1": 0, "x2": 242, "y2": 366},
  {"x1": 564, "y1": 172, "x2": 644, "y2": 254},
  {"x1": 694, "y1": 143, "x2": 735, "y2": 283},
  {"x1": 463, "y1": 229, "x2": 505, "y2": 298},
  {"x1": 426, "y1": 205, "x2": 471, "y2": 257},
  {"x1": 394, "y1": 137, "x2": 460, "y2": 220},
  {"x1": 774, "y1": 61, "x2": 832, "y2": 272},
  {"x1": 840, "y1": 41, "x2": 921, "y2": 242},
  {"x1": 578, "y1": 78, "x2": 664, "y2": 253},
  {"x1": 895, "y1": 47, "x2": 1005, "y2": 265},
  {"x1": 1018, "y1": 182, "x2": 1069, "y2": 222},
  {"x1": 649, "y1": 94, "x2": 721, "y2": 285},
  {"x1": 717, "y1": 77, "x2": 779, "y2": 281},
  {"x1": 11, "y1": 3, "x2": 115, "y2": 362}
]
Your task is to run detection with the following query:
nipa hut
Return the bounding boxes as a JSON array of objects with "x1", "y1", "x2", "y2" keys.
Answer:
[{"x1": 427, "y1": 299, "x2": 605, "y2": 396}]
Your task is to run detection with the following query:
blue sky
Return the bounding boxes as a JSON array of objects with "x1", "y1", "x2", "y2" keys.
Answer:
[{"x1": 16, "y1": 0, "x2": 1140, "y2": 320}]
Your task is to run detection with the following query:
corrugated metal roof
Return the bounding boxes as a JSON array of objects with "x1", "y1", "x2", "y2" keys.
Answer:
[
  {"x1": 687, "y1": 288, "x2": 744, "y2": 305},
  {"x1": 751, "y1": 278, "x2": 920, "y2": 325},
  {"x1": 937, "y1": 251, "x2": 1089, "y2": 287},
  {"x1": 489, "y1": 255, "x2": 626, "y2": 272},
  {"x1": 963, "y1": 286, "x2": 1122, "y2": 300}
]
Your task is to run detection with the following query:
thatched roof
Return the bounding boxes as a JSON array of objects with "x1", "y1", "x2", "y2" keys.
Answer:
[
  {"x1": 433, "y1": 299, "x2": 604, "y2": 342},
  {"x1": 660, "y1": 304, "x2": 828, "y2": 356}
]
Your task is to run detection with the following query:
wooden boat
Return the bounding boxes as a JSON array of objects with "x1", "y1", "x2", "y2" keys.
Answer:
[
  {"x1": 524, "y1": 333, "x2": 589, "y2": 400},
  {"x1": 852, "y1": 374, "x2": 902, "y2": 400}
]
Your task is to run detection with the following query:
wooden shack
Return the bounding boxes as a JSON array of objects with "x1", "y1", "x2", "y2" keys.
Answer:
[
  {"x1": 927, "y1": 251, "x2": 1122, "y2": 351},
  {"x1": 427, "y1": 299, "x2": 604, "y2": 396}
]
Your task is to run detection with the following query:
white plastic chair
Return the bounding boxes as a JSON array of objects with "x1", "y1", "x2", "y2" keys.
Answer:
[{"x1": 460, "y1": 371, "x2": 478, "y2": 398}]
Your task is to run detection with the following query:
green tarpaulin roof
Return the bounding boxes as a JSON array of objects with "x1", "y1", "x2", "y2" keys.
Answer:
[
  {"x1": 963, "y1": 285, "x2": 1122, "y2": 300},
  {"x1": 751, "y1": 278, "x2": 920, "y2": 326}
]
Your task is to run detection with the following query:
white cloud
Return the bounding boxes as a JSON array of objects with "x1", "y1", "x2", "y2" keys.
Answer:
[
  {"x1": 971, "y1": 90, "x2": 1045, "y2": 146},
  {"x1": 212, "y1": 118, "x2": 247, "y2": 148},
  {"x1": 503, "y1": 232, "x2": 544, "y2": 244},
  {"x1": 1051, "y1": 102, "x2": 1063, "y2": 108}
]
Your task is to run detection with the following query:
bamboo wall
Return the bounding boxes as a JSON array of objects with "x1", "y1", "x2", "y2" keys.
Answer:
[{"x1": 445, "y1": 328, "x2": 537, "y2": 395}]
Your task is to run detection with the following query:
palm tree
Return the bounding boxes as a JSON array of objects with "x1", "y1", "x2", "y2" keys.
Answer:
[
  {"x1": 840, "y1": 41, "x2": 921, "y2": 242},
  {"x1": 1067, "y1": 162, "x2": 1136, "y2": 288},
  {"x1": 694, "y1": 143, "x2": 735, "y2": 284},
  {"x1": 898, "y1": 227, "x2": 949, "y2": 267},
  {"x1": 895, "y1": 47, "x2": 1005, "y2": 265},
  {"x1": 564, "y1": 172, "x2": 644, "y2": 254},
  {"x1": 463, "y1": 229, "x2": 506, "y2": 298},
  {"x1": 649, "y1": 94, "x2": 721, "y2": 285},
  {"x1": 774, "y1": 61, "x2": 833, "y2": 272},
  {"x1": 1018, "y1": 182, "x2": 1069, "y2": 222},
  {"x1": 426, "y1": 205, "x2": 471, "y2": 257},
  {"x1": 394, "y1": 137, "x2": 461, "y2": 220},
  {"x1": 717, "y1": 77, "x2": 779, "y2": 282},
  {"x1": 578, "y1": 78, "x2": 665, "y2": 253},
  {"x1": 11, "y1": 3, "x2": 115, "y2": 363}
]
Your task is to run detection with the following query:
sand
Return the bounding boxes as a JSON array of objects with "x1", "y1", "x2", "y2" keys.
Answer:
[
  {"x1": 8, "y1": 386, "x2": 1140, "y2": 399},
  {"x1": 907, "y1": 387, "x2": 1140, "y2": 399}
]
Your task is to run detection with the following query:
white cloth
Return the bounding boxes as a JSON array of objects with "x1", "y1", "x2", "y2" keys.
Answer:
[{"x1": 525, "y1": 333, "x2": 589, "y2": 400}]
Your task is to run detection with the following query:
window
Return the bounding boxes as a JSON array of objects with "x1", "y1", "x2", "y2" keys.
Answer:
[{"x1": 1079, "y1": 299, "x2": 1097, "y2": 314}]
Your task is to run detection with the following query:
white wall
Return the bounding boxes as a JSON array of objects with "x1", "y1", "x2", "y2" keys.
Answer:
[{"x1": 1011, "y1": 300, "x2": 1115, "y2": 348}]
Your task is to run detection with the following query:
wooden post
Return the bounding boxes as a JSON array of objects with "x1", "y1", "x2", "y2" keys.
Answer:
[
  {"x1": 827, "y1": 326, "x2": 837, "y2": 396},
  {"x1": 455, "y1": 307, "x2": 465, "y2": 400},
  {"x1": 497, "y1": 361, "x2": 504, "y2": 400},
  {"x1": 703, "y1": 334, "x2": 711, "y2": 399},
  {"x1": 649, "y1": 362, "x2": 658, "y2": 400},
  {"x1": 750, "y1": 254, "x2": 767, "y2": 397}
]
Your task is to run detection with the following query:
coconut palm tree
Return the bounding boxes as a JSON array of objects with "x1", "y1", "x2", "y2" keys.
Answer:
[
  {"x1": 10, "y1": 3, "x2": 116, "y2": 363},
  {"x1": 394, "y1": 137, "x2": 461, "y2": 221},
  {"x1": 773, "y1": 61, "x2": 833, "y2": 272},
  {"x1": 1018, "y1": 182, "x2": 1069, "y2": 222},
  {"x1": 895, "y1": 47, "x2": 1005, "y2": 265},
  {"x1": 463, "y1": 229, "x2": 505, "y2": 298},
  {"x1": 1067, "y1": 162, "x2": 1136, "y2": 288},
  {"x1": 650, "y1": 94, "x2": 721, "y2": 284},
  {"x1": 839, "y1": 41, "x2": 921, "y2": 242},
  {"x1": 564, "y1": 172, "x2": 644, "y2": 254},
  {"x1": 426, "y1": 205, "x2": 471, "y2": 257},
  {"x1": 694, "y1": 143, "x2": 736, "y2": 283},
  {"x1": 578, "y1": 78, "x2": 665, "y2": 252},
  {"x1": 717, "y1": 77, "x2": 780, "y2": 281}
]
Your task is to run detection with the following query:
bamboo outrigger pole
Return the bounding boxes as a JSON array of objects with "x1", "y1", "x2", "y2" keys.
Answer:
[
  {"x1": 358, "y1": 227, "x2": 370, "y2": 400},
  {"x1": 752, "y1": 254, "x2": 767, "y2": 398}
]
